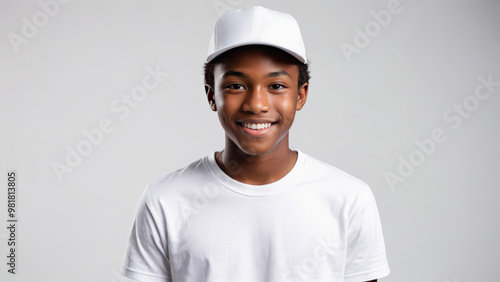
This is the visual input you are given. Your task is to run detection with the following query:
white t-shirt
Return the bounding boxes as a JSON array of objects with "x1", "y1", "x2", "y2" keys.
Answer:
[{"x1": 121, "y1": 151, "x2": 390, "y2": 282}]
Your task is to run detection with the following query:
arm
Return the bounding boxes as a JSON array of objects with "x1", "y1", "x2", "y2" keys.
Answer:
[
  {"x1": 121, "y1": 186, "x2": 172, "y2": 281},
  {"x1": 344, "y1": 184, "x2": 389, "y2": 282}
]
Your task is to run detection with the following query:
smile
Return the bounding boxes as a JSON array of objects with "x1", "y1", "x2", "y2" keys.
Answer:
[{"x1": 241, "y1": 122, "x2": 273, "y2": 130}]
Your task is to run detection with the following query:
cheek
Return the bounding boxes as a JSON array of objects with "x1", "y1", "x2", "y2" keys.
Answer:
[
  {"x1": 218, "y1": 95, "x2": 236, "y2": 113},
  {"x1": 216, "y1": 95, "x2": 239, "y2": 125},
  {"x1": 272, "y1": 95, "x2": 298, "y2": 118}
]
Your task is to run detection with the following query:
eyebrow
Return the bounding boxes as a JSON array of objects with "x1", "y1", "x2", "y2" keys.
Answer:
[
  {"x1": 222, "y1": 70, "x2": 292, "y2": 79},
  {"x1": 265, "y1": 70, "x2": 292, "y2": 79}
]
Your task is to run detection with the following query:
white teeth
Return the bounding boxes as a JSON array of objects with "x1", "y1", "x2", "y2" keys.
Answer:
[{"x1": 242, "y1": 122, "x2": 272, "y2": 130}]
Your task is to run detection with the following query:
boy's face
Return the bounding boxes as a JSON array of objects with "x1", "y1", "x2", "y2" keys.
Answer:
[{"x1": 206, "y1": 46, "x2": 308, "y2": 156}]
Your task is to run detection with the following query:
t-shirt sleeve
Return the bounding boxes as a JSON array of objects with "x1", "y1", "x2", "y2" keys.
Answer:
[
  {"x1": 344, "y1": 184, "x2": 390, "y2": 282},
  {"x1": 121, "y1": 185, "x2": 172, "y2": 282}
]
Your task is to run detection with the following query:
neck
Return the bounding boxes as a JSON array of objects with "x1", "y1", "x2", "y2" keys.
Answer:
[{"x1": 215, "y1": 134, "x2": 298, "y2": 185}]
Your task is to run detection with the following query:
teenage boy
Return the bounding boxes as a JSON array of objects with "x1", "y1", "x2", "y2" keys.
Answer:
[{"x1": 121, "y1": 6, "x2": 390, "y2": 282}]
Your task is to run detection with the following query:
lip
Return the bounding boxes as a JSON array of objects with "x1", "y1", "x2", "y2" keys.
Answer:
[
  {"x1": 236, "y1": 118, "x2": 276, "y2": 123},
  {"x1": 236, "y1": 120, "x2": 277, "y2": 137}
]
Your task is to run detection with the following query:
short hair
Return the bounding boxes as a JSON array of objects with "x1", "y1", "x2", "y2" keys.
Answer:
[{"x1": 203, "y1": 50, "x2": 311, "y2": 91}]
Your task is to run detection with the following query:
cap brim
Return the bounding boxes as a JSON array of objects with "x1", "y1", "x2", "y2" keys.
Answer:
[{"x1": 206, "y1": 43, "x2": 307, "y2": 64}]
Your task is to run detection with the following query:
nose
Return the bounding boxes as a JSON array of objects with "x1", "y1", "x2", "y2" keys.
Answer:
[{"x1": 242, "y1": 86, "x2": 270, "y2": 114}]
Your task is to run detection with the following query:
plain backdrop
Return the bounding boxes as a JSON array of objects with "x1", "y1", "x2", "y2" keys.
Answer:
[{"x1": 1, "y1": 0, "x2": 499, "y2": 281}]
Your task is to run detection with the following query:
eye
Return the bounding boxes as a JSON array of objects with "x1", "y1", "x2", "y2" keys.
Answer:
[
  {"x1": 225, "y1": 83, "x2": 245, "y2": 90},
  {"x1": 269, "y1": 84, "x2": 285, "y2": 90}
]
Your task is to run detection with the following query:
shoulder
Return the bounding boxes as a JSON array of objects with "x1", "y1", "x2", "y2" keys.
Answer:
[
  {"x1": 145, "y1": 154, "x2": 212, "y2": 201},
  {"x1": 299, "y1": 151, "x2": 373, "y2": 199}
]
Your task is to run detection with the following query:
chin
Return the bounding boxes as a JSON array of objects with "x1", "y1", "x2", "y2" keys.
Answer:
[{"x1": 236, "y1": 143, "x2": 277, "y2": 156}]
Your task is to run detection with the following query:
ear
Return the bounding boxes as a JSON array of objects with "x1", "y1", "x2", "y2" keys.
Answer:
[
  {"x1": 205, "y1": 84, "x2": 217, "y2": 111},
  {"x1": 296, "y1": 82, "x2": 308, "y2": 111}
]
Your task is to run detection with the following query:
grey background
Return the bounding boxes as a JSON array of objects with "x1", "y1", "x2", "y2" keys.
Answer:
[{"x1": 1, "y1": 0, "x2": 499, "y2": 281}]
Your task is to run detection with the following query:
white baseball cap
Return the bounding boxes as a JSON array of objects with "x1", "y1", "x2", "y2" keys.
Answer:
[{"x1": 206, "y1": 6, "x2": 307, "y2": 64}]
